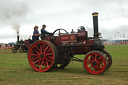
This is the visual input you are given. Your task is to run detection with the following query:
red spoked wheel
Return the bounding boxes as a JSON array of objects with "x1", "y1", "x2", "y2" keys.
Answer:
[
  {"x1": 28, "y1": 40, "x2": 58, "y2": 72},
  {"x1": 103, "y1": 50, "x2": 112, "y2": 70},
  {"x1": 83, "y1": 51, "x2": 108, "y2": 75}
]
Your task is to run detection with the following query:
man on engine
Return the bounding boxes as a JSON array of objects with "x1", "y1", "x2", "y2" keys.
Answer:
[{"x1": 41, "y1": 24, "x2": 52, "y2": 39}]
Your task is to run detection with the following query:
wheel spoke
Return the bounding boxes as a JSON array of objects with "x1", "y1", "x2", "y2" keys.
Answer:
[
  {"x1": 90, "y1": 60, "x2": 93, "y2": 62},
  {"x1": 37, "y1": 59, "x2": 41, "y2": 67},
  {"x1": 39, "y1": 60, "x2": 44, "y2": 70},
  {"x1": 33, "y1": 59, "x2": 40, "y2": 64},
  {"x1": 45, "y1": 58, "x2": 52, "y2": 63},
  {"x1": 90, "y1": 54, "x2": 94, "y2": 60},
  {"x1": 99, "y1": 60, "x2": 105, "y2": 64},
  {"x1": 46, "y1": 48, "x2": 52, "y2": 53},
  {"x1": 43, "y1": 60, "x2": 47, "y2": 68},
  {"x1": 34, "y1": 49, "x2": 40, "y2": 54},
  {"x1": 94, "y1": 54, "x2": 98, "y2": 60},
  {"x1": 98, "y1": 57, "x2": 102, "y2": 61},
  {"x1": 93, "y1": 67, "x2": 96, "y2": 72},
  {"x1": 35, "y1": 45, "x2": 41, "y2": 53},
  {"x1": 46, "y1": 56, "x2": 54, "y2": 59},
  {"x1": 46, "y1": 60, "x2": 49, "y2": 67},
  {"x1": 40, "y1": 43, "x2": 43, "y2": 53},
  {"x1": 31, "y1": 54, "x2": 39, "y2": 56},
  {"x1": 44, "y1": 46, "x2": 49, "y2": 53},
  {"x1": 86, "y1": 58, "x2": 93, "y2": 63},
  {"x1": 86, "y1": 58, "x2": 90, "y2": 61},
  {"x1": 89, "y1": 65, "x2": 93, "y2": 70},
  {"x1": 86, "y1": 62, "x2": 91, "y2": 65},
  {"x1": 99, "y1": 64, "x2": 104, "y2": 68},
  {"x1": 96, "y1": 66, "x2": 100, "y2": 71},
  {"x1": 33, "y1": 57, "x2": 40, "y2": 61},
  {"x1": 46, "y1": 53, "x2": 53, "y2": 56}
]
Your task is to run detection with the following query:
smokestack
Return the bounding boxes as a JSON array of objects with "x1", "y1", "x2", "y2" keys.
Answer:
[
  {"x1": 17, "y1": 31, "x2": 19, "y2": 42},
  {"x1": 92, "y1": 12, "x2": 99, "y2": 38}
]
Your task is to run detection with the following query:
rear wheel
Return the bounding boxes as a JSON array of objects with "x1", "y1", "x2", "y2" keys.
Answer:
[
  {"x1": 83, "y1": 50, "x2": 108, "y2": 75},
  {"x1": 28, "y1": 40, "x2": 58, "y2": 72},
  {"x1": 19, "y1": 46, "x2": 23, "y2": 53}
]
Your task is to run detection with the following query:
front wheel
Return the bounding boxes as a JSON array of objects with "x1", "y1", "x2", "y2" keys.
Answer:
[
  {"x1": 12, "y1": 47, "x2": 17, "y2": 53},
  {"x1": 83, "y1": 50, "x2": 108, "y2": 75}
]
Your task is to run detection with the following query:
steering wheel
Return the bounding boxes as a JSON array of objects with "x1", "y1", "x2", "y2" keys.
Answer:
[{"x1": 52, "y1": 28, "x2": 69, "y2": 36}]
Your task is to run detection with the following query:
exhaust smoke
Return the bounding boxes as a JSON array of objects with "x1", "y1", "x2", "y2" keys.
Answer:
[
  {"x1": 0, "y1": 1, "x2": 28, "y2": 34},
  {"x1": 0, "y1": 1, "x2": 28, "y2": 42}
]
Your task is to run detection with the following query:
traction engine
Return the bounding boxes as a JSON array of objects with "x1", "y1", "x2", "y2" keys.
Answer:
[{"x1": 25, "y1": 12, "x2": 112, "y2": 75}]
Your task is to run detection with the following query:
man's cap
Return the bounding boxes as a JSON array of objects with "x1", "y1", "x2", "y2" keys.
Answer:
[{"x1": 42, "y1": 24, "x2": 46, "y2": 27}]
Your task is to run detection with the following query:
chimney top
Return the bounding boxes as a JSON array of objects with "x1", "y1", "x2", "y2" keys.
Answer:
[{"x1": 92, "y1": 12, "x2": 99, "y2": 16}]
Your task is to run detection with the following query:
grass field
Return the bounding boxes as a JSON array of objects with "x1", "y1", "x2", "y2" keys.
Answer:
[{"x1": 0, "y1": 44, "x2": 128, "y2": 85}]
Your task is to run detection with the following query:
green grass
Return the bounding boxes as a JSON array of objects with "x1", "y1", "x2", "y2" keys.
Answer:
[{"x1": 0, "y1": 44, "x2": 128, "y2": 85}]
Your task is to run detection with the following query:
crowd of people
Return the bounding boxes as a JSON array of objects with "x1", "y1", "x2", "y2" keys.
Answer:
[
  {"x1": 0, "y1": 44, "x2": 13, "y2": 50},
  {"x1": 32, "y1": 24, "x2": 52, "y2": 42}
]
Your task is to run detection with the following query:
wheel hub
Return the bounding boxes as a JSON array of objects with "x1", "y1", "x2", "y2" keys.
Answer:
[
  {"x1": 92, "y1": 61, "x2": 97, "y2": 65},
  {"x1": 40, "y1": 54, "x2": 44, "y2": 58}
]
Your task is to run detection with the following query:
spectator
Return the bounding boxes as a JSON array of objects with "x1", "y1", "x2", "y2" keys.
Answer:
[{"x1": 32, "y1": 26, "x2": 40, "y2": 42}]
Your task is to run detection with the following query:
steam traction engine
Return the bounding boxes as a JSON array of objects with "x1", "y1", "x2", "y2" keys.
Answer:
[
  {"x1": 12, "y1": 31, "x2": 28, "y2": 53},
  {"x1": 25, "y1": 12, "x2": 112, "y2": 75}
]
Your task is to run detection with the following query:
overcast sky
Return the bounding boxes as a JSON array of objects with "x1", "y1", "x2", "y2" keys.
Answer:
[{"x1": 0, "y1": 0, "x2": 128, "y2": 43}]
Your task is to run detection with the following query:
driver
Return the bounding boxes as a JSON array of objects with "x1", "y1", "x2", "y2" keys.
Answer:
[{"x1": 41, "y1": 24, "x2": 52, "y2": 39}]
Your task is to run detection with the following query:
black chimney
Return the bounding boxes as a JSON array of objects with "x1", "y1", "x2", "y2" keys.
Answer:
[
  {"x1": 92, "y1": 12, "x2": 99, "y2": 38},
  {"x1": 17, "y1": 31, "x2": 19, "y2": 43}
]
